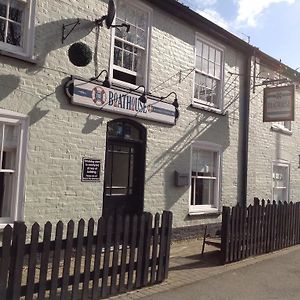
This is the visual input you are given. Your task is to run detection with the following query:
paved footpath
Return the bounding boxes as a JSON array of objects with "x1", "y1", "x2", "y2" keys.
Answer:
[{"x1": 111, "y1": 239, "x2": 300, "y2": 300}]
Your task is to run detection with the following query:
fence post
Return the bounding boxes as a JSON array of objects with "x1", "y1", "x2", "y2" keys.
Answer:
[
  {"x1": 254, "y1": 197, "x2": 260, "y2": 206},
  {"x1": 221, "y1": 206, "x2": 230, "y2": 264},
  {"x1": 7, "y1": 221, "x2": 26, "y2": 300}
]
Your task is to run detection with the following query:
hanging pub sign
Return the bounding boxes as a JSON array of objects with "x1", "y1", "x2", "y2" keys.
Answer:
[
  {"x1": 65, "y1": 76, "x2": 176, "y2": 125},
  {"x1": 263, "y1": 85, "x2": 295, "y2": 122},
  {"x1": 81, "y1": 158, "x2": 101, "y2": 182}
]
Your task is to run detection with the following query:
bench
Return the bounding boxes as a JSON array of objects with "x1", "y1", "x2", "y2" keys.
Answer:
[{"x1": 201, "y1": 225, "x2": 221, "y2": 256}]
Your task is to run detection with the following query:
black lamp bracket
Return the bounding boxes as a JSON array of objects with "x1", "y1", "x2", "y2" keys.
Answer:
[
  {"x1": 62, "y1": 18, "x2": 80, "y2": 44},
  {"x1": 95, "y1": 17, "x2": 130, "y2": 32}
]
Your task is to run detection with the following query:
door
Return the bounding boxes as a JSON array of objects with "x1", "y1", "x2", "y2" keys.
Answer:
[{"x1": 103, "y1": 119, "x2": 146, "y2": 216}]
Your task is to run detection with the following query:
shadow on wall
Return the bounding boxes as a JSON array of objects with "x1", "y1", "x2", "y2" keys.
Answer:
[
  {"x1": 27, "y1": 18, "x2": 95, "y2": 74},
  {"x1": 143, "y1": 108, "x2": 230, "y2": 212},
  {"x1": 0, "y1": 18, "x2": 106, "y2": 133},
  {"x1": 0, "y1": 75, "x2": 21, "y2": 102}
]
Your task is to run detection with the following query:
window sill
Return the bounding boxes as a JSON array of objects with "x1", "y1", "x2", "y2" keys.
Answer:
[
  {"x1": 188, "y1": 209, "x2": 221, "y2": 216},
  {"x1": 271, "y1": 125, "x2": 292, "y2": 136},
  {"x1": 191, "y1": 102, "x2": 226, "y2": 116},
  {"x1": 0, "y1": 49, "x2": 37, "y2": 64}
]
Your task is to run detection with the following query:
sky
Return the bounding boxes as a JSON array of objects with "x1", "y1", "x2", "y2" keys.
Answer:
[{"x1": 180, "y1": 0, "x2": 300, "y2": 69}]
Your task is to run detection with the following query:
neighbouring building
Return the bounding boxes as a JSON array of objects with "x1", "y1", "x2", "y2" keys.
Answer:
[{"x1": 0, "y1": 0, "x2": 299, "y2": 238}]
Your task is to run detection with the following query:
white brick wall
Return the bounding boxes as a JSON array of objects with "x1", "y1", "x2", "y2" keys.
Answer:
[
  {"x1": 0, "y1": 0, "x2": 246, "y2": 228},
  {"x1": 247, "y1": 61, "x2": 300, "y2": 204}
]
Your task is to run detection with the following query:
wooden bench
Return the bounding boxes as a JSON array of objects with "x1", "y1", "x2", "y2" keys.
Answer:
[{"x1": 201, "y1": 225, "x2": 221, "y2": 256}]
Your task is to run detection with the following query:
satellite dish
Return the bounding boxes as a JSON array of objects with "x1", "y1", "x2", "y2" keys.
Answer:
[{"x1": 105, "y1": 0, "x2": 116, "y2": 29}]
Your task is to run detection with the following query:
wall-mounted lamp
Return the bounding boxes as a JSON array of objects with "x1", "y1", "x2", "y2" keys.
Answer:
[
  {"x1": 130, "y1": 85, "x2": 147, "y2": 104},
  {"x1": 91, "y1": 70, "x2": 111, "y2": 88},
  {"x1": 160, "y1": 92, "x2": 180, "y2": 119}
]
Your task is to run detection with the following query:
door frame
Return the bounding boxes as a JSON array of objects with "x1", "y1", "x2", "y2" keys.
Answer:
[{"x1": 102, "y1": 118, "x2": 147, "y2": 216}]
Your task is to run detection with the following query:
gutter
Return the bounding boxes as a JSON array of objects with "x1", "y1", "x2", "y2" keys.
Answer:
[{"x1": 240, "y1": 52, "x2": 252, "y2": 206}]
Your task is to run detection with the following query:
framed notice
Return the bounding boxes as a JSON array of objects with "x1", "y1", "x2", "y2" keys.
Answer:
[
  {"x1": 263, "y1": 85, "x2": 295, "y2": 122},
  {"x1": 81, "y1": 158, "x2": 101, "y2": 182}
]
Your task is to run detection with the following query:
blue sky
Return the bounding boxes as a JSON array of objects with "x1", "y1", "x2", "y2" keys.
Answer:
[{"x1": 181, "y1": 0, "x2": 300, "y2": 69}]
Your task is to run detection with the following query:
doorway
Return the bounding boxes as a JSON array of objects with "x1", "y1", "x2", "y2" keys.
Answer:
[{"x1": 103, "y1": 119, "x2": 146, "y2": 216}]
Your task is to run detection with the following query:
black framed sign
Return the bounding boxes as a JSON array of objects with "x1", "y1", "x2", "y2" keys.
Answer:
[
  {"x1": 263, "y1": 85, "x2": 295, "y2": 122},
  {"x1": 81, "y1": 158, "x2": 101, "y2": 182}
]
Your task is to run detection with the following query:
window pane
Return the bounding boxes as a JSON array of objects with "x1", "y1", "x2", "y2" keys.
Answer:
[
  {"x1": 136, "y1": 28, "x2": 146, "y2": 48},
  {"x1": 209, "y1": 47, "x2": 215, "y2": 61},
  {"x1": 9, "y1": 3, "x2": 23, "y2": 23},
  {"x1": 216, "y1": 50, "x2": 221, "y2": 64},
  {"x1": 192, "y1": 149, "x2": 214, "y2": 175},
  {"x1": 196, "y1": 40, "x2": 202, "y2": 56},
  {"x1": 0, "y1": 3, "x2": 6, "y2": 18},
  {"x1": 191, "y1": 178, "x2": 215, "y2": 205},
  {"x1": 114, "y1": 47, "x2": 122, "y2": 66},
  {"x1": 123, "y1": 51, "x2": 133, "y2": 70},
  {"x1": 195, "y1": 55, "x2": 201, "y2": 70},
  {"x1": 0, "y1": 18, "x2": 5, "y2": 42},
  {"x1": 202, "y1": 58, "x2": 208, "y2": 73},
  {"x1": 208, "y1": 61, "x2": 215, "y2": 77},
  {"x1": 7, "y1": 22, "x2": 21, "y2": 46},
  {"x1": 203, "y1": 43, "x2": 209, "y2": 59}
]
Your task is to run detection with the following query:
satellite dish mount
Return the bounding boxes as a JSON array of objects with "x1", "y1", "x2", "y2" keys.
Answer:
[{"x1": 95, "y1": 0, "x2": 130, "y2": 32}]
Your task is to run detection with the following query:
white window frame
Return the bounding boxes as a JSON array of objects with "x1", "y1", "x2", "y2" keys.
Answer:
[
  {"x1": 0, "y1": 109, "x2": 28, "y2": 227},
  {"x1": 0, "y1": 0, "x2": 36, "y2": 58},
  {"x1": 109, "y1": 0, "x2": 152, "y2": 90},
  {"x1": 192, "y1": 33, "x2": 225, "y2": 113},
  {"x1": 271, "y1": 121, "x2": 292, "y2": 135},
  {"x1": 272, "y1": 160, "x2": 290, "y2": 203},
  {"x1": 189, "y1": 141, "x2": 222, "y2": 215}
]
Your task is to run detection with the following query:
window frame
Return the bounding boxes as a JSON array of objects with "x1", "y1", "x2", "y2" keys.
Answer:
[
  {"x1": 192, "y1": 33, "x2": 225, "y2": 112},
  {"x1": 271, "y1": 121, "x2": 292, "y2": 135},
  {"x1": 0, "y1": 0, "x2": 36, "y2": 58},
  {"x1": 0, "y1": 109, "x2": 28, "y2": 227},
  {"x1": 272, "y1": 160, "x2": 290, "y2": 203},
  {"x1": 109, "y1": 0, "x2": 152, "y2": 90},
  {"x1": 189, "y1": 141, "x2": 222, "y2": 215}
]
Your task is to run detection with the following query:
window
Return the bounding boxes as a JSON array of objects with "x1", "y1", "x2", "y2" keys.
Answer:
[
  {"x1": 110, "y1": 0, "x2": 151, "y2": 87},
  {"x1": 272, "y1": 121, "x2": 291, "y2": 132},
  {"x1": 0, "y1": 0, "x2": 35, "y2": 57},
  {"x1": 272, "y1": 161, "x2": 289, "y2": 202},
  {"x1": 0, "y1": 109, "x2": 28, "y2": 225},
  {"x1": 189, "y1": 142, "x2": 221, "y2": 214},
  {"x1": 193, "y1": 35, "x2": 224, "y2": 110}
]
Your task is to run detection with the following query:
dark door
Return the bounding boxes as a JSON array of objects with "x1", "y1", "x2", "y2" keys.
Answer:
[{"x1": 103, "y1": 119, "x2": 146, "y2": 216}]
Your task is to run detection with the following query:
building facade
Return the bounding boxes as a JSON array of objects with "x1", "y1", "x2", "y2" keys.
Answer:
[{"x1": 0, "y1": 0, "x2": 298, "y2": 237}]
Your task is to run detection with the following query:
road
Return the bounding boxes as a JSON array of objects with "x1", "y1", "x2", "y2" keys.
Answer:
[{"x1": 142, "y1": 248, "x2": 300, "y2": 300}]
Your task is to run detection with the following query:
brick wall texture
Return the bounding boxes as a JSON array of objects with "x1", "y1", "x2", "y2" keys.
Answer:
[{"x1": 0, "y1": 0, "x2": 266, "y2": 230}]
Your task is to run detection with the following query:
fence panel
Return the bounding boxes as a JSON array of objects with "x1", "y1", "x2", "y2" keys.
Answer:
[
  {"x1": 0, "y1": 211, "x2": 172, "y2": 300},
  {"x1": 222, "y1": 200, "x2": 300, "y2": 264}
]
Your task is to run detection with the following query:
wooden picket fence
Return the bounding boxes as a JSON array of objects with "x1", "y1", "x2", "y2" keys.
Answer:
[
  {"x1": 0, "y1": 211, "x2": 172, "y2": 300},
  {"x1": 221, "y1": 199, "x2": 300, "y2": 264}
]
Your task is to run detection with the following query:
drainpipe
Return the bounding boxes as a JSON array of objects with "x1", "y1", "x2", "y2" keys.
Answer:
[{"x1": 240, "y1": 51, "x2": 253, "y2": 207}]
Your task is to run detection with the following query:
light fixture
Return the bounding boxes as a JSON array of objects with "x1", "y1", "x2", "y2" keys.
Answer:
[
  {"x1": 91, "y1": 70, "x2": 111, "y2": 88},
  {"x1": 129, "y1": 85, "x2": 147, "y2": 104},
  {"x1": 160, "y1": 92, "x2": 179, "y2": 119},
  {"x1": 95, "y1": 0, "x2": 130, "y2": 32}
]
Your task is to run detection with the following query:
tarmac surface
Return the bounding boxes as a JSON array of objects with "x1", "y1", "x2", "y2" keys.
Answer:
[{"x1": 111, "y1": 238, "x2": 300, "y2": 300}]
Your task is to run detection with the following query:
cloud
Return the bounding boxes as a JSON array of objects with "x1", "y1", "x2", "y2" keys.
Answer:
[
  {"x1": 197, "y1": 8, "x2": 230, "y2": 30},
  {"x1": 236, "y1": 0, "x2": 295, "y2": 27}
]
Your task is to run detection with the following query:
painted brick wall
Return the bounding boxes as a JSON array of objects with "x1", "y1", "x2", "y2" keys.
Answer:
[
  {"x1": 0, "y1": 0, "x2": 246, "y2": 229},
  {"x1": 247, "y1": 61, "x2": 300, "y2": 203}
]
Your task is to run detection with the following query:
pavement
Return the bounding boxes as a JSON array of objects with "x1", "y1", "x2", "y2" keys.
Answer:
[{"x1": 111, "y1": 238, "x2": 300, "y2": 300}]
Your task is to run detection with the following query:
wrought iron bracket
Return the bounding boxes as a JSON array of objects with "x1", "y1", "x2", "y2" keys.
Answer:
[{"x1": 62, "y1": 18, "x2": 80, "y2": 44}]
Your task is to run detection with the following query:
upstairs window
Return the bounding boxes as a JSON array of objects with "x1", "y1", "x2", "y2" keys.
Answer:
[
  {"x1": 193, "y1": 35, "x2": 224, "y2": 110},
  {"x1": 111, "y1": 0, "x2": 151, "y2": 87},
  {"x1": 0, "y1": 0, "x2": 35, "y2": 57}
]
